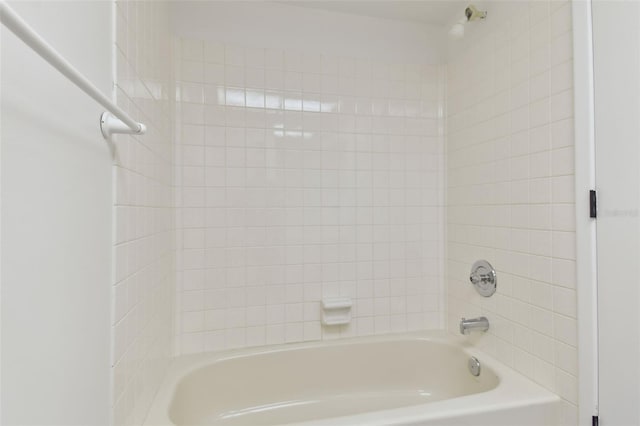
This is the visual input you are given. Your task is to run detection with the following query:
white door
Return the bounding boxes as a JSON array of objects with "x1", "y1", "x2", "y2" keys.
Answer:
[{"x1": 592, "y1": 1, "x2": 640, "y2": 424}]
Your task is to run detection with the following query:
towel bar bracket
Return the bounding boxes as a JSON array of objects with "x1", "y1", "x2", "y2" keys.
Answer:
[{"x1": 100, "y1": 112, "x2": 146, "y2": 138}]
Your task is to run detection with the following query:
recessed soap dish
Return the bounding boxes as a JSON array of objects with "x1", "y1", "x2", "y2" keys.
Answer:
[{"x1": 321, "y1": 297, "x2": 352, "y2": 326}]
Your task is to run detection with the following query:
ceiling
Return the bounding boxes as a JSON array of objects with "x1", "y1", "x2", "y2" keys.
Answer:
[{"x1": 276, "y1": 1, "x2": 465, "y2": 26}]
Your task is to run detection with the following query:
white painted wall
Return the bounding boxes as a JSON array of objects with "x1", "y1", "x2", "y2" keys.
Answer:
[
  {"x1": 171, "y1": 1, "x2": 445, "y2": 65},
  {"x1": 1, "y1": 1, "x2": 112, "y2": 424},
  {"x1": 591, "y1": 1, "x2": 640, "y2": 424}
]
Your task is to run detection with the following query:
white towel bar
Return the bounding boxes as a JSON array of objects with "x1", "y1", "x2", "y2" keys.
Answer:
[{"x1": 0, "y1": 1, "x2": 146, "y2": 138}]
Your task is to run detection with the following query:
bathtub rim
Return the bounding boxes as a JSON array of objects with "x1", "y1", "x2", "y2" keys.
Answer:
[{"x1": 143, "y1": 330, "x2": 560, "y2": 426}]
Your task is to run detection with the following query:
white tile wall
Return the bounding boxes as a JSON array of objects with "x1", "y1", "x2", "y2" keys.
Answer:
[
  {"x1": 446, "y1": 1, "x2": 577, "y2": 424},
  {"x1": 174, "y1": 38, "x2": 446, "y2": 355},
  {"x1": 112, "y1": 1, "x2": 174, "y2": 425}
]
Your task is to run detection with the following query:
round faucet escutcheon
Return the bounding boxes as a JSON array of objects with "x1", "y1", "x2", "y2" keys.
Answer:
[{"x1": 469, "y1": 260, "x2": 497, "y2": 297}]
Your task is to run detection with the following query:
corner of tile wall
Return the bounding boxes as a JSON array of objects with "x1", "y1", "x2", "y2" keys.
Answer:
[
  {"x1": 446, "y1": 1, "x2": 577, "y2": 423},
  {"x1": 112, "y1": 1, "x2": 175, "y2": 425}
]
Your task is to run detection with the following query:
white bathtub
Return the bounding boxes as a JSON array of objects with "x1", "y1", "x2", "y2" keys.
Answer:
[{"x1": 144, "y1": 332, "x2": 560, "y2": 426}]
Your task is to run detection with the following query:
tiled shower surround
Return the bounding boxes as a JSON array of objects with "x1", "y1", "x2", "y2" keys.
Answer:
[
  {"x1": 446, "y1": 1, "x2": 577, "y2": 423},
  {"x1": 105, "y1": 1, "x2": 581, "y2": 424},
  {"x1": 174, "y1": 40, "x2": 446, "y2": 354}
]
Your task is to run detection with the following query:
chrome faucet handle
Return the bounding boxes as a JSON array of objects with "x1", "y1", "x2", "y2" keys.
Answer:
[
  {"x1": 469, "y1": 260, "x2": 497, "y2": 297},
  {"x1": 470, "y1": 272, "x2": 491, "y2": 285}
]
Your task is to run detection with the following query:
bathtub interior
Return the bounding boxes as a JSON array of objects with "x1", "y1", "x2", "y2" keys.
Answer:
[{"x1": 168, "y1": 339, "x2": 499, "y2": 425}]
